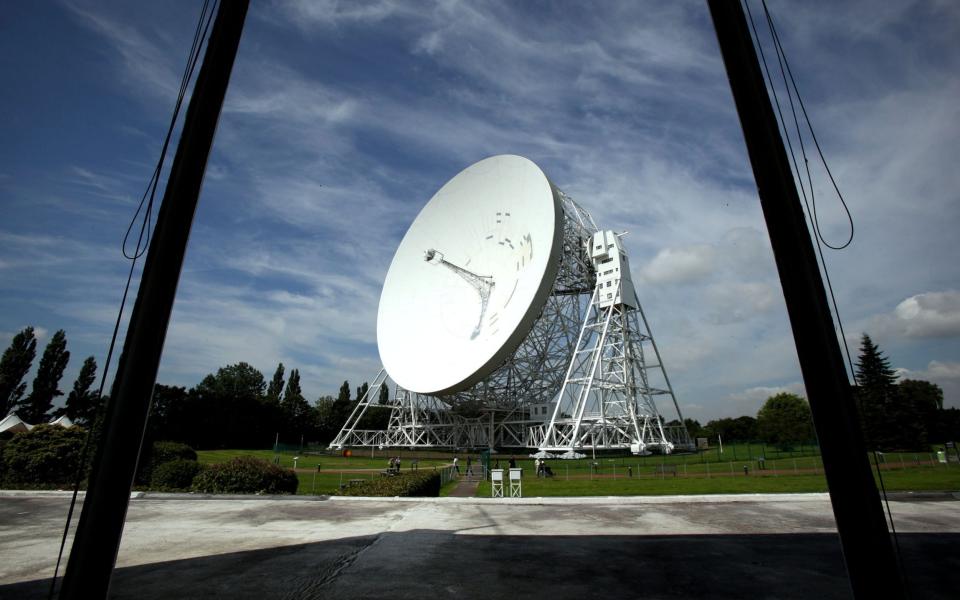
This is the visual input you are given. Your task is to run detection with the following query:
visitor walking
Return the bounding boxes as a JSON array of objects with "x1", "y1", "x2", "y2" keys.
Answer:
[
  {"x1": 453, "y1": 456, "x2": 460, "y2": 474},
  {"x1": 466, "y1": 456, "x2": 474, "y2": 477}
]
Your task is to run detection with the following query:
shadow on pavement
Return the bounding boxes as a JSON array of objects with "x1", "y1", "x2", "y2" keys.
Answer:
[{"x1": 5, "y1": 531, "x2": 958, "y2": 599}]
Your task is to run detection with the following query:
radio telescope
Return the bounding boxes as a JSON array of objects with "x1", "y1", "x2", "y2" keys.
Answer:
[{"x1": 331, "y1": 155, "x2": 692, "y2": 455}]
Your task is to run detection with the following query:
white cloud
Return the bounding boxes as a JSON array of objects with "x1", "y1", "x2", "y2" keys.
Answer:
[
  {"x1": 869, "y1": 291, "x2": 960, "y2": 340},
  {"x1": 704, "y1": 282, "x2": 778, "y2": 325},
  {"x1": 3, "y1": 0, "x2": 957, "y2": 419},
  {"x1": 63, "y1": 1, "x2": 182, "y2": 100},
  {"x1": 640, "y1": 245, "x2": 714, "y2": 284},
  {"x1": 892, "y1": 291, "x2": 960, "y2": 338},
  {"x1": 275, "y1": 0, "x2": 404, "y2": 29}
]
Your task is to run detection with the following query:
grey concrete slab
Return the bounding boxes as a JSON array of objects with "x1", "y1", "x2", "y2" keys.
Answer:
[{"x1": 0, "y1": 493, "x2": 958, "y2": 599}]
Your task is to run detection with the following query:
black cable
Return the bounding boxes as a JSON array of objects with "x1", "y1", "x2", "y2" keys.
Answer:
[
  {"x1": 47, "y1": 3, "x2": 217, "y2": 597},
  {"x1": 745, "y1": 0, "x2": 908, "y2": 593},
  {"x1": 749, "y1": 1, "x2": 858, "y2": 382},
  {"x1": 122, "y1": 0, "x2": 216, "y2": 260},
  {"x1": 763, "y1": 2, "x2": 854, "y2": 251}
]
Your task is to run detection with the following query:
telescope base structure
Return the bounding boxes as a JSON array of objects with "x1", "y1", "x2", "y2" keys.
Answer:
[
  {"x1": 329, "y1": 379, "x2": 548, "y2": 451},
  {"x1": 328, "y1": 195, "x2": 692, "y2": 455},
  {"x1": 537, "y1": 284, "x2": 693, "y2": 456}
]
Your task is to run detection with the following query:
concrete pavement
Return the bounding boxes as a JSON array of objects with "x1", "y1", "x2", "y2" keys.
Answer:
[{"x1": 1, "y1": 492, "x2": 958, "y2": 599}]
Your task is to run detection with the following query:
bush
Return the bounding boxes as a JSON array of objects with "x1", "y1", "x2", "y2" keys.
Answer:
[
  {"x1": 336, "y1": 471, "x2": 441, "y2": 497},
  {"x1": 137, "y1": 440, "x2": 197, "y2": 485},
  {"x1": 1, "y1": 424, "x2": 87, "y2": 487},
  {"x1": 151, "y1": 459, "x2": 204, "y2": 491},
  {"x1": 191, "y1": 456, "x2": 298, "y2": 494}
]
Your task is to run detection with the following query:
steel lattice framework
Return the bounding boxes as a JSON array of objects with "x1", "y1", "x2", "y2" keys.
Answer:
[
  {"x1": 531, "y1": 281, "x2": 692, "y2": 455},
  {"x1": 329, "y1": 192, "x2": 693, "y2": 453}
]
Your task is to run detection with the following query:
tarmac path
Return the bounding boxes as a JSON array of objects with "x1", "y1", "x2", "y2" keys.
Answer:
[{"x1": 0, "y1": 491, "x2": 958, "y2": 599}]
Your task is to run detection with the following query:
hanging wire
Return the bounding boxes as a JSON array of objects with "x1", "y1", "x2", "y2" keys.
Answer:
[
  {"x1": 744, "y1": 0, "x2": 908, "y2": 591},
  {"x1": 48, "y1": 2, "x2": 218, "y2": 597}
]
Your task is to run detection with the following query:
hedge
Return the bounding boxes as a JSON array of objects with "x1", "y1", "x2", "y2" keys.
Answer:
[
  {"x1": 137, "y1": 440, "x2": 198, "y2": 485},
  {"x1": 1, "y1": 424, "x2": 87, "y2": 487},
  {"x1": 191, "y1": 456, "x2": 298, "y2": 494},
  {"x1": 336, "y1": 470, "x2": 441, "y2": 497},
  {"x1": 151, "y1": 459, "x2": 204, "y2": 491}
]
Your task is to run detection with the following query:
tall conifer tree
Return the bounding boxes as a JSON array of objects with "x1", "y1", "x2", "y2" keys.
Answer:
[
  {"x1": 280, "y1": 369, "x2": 311, "y2": 442},
  {"x1": 378, "y1": 382, "x2": 390, "y2": 405},
  {"x1": 0, "y1": 326, "x2": 37, "y2": 416},
  {"x1": 337, "y1": 380, "x2": 351, "y2": 404},
  {"x1": 266, "y1": 362, "x2": 285, "y2": 405},
  {"x1": 356, "y1": 382, "x2": 369, "y2": 402},
  {"x1": 854, "y1": 333, "x2": 925, "y2": 449},
  {"x1": 17, "y1": 329, "x2": 69, "y2": 423},
  {"x1": 60, "y1": 356, "x2": 98, "y2": 425}
]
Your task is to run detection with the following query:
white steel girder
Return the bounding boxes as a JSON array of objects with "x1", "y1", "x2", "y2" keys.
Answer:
[{"x1": 536, "y1": 280, "x2": 693, "y2": 455}]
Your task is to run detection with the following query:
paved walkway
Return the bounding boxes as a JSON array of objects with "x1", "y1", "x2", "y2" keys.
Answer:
[
  {"x1": 447, "y1": 476, "x2": 480, "y2": 497},
  {"x1": 1, "y1": 492, "x2": 958, "y2": 599}
]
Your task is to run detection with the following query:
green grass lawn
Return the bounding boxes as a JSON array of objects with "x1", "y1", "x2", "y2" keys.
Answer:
[
  {"x1": 196, "y1": 449, "x2": 452, "y2": 495},
  {"x1": 474, "y1": 464, "x2": 960, "y2": 497},
  {"x1": 195, "y1": 447, "x2": 958, "y2": 497},
  {"x1": 196, "y1": 448, "x2": 451, "y2": 471}
]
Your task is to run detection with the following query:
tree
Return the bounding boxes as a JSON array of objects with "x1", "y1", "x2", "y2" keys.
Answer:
[
  {"x1": 681, "y1": 418, "x2": 704, "y2": 439},
  {"x1": 854, "y1": 334, "x2": 897, "y2": 389},
  {"x1": 146, "y1": 384, "x2": 190, "y2": 443},
  {"x1": 187, "y1": 362, "x2": 271, "y2": 449},
  {"x1": 196, "y1": 362, "x2": 266, "y2": 400},
  {"x1": 899, "y1": 379, "x2": 942, "y2": 444},
  {"x1": 756, "y1": 393, "x2": 815, "y2": 448},
  {"x1": 899, "y1": 379, "x2": 943, "y2": 411},
  {"x1": 265, "y1": 363, "x2": 285, "y2": 406},
  {"x1": 702, "y1": 416, "x2": 758, "y2": 442},
  {"x1": 280, "y1": 369, "x2": 312, "y2": 439},
  {"x1": 0, "y1": 326, "x2": 37, "y2": 417},
  {"x1": 17, "y1": 329, "x2": 69, "y2": 423},
  {"x1": 314, "y1": 395, "x2": 340, "y2": 443},
  {"x1": 378, "y1": 383, "x2": 390, "y2": 405},
  {"x1": 854, "y1": 334, "x2": 926, "y2": 449},
  {"x1": 356, "y1": 382, "x2": 369, "y2": 402},
  {"x1": 327, "y1": 381, "x2": 353, "y2": 441},
  {"x1": 58, "y1": 355, "x2": 99, "y2": 426},
  {"x1": 337, "y1": 380, "x2": 351, "y2": 404}
]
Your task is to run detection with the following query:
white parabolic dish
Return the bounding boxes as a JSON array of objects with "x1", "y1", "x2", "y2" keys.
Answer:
[{"x1": 377, "y1": 155, "x2": 564, "y2": 396}]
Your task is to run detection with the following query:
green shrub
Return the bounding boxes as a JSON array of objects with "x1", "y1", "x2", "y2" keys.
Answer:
[
  {"x1": 191, "y1": 456, "x2": 298, "y2": 494},
  {"x1": 137, "y1": 440, "x2": 197, "y2": 484},
  {"x1": 151, "y1": 459, "x2": 204, "y2": 491},
  {"x1": 336, "y1": 471, "x2": 441, "y2": 497},
  {"x1": 1, "y1": 424, "x2": 87, "y2": 487}
]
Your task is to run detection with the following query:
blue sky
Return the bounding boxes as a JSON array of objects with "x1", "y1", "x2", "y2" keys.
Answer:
[{"x1": 1, "y1": 1, "x2": 958, "y2": 422}]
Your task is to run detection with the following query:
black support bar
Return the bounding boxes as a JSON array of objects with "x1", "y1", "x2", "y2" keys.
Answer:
[
  {"x1": 59, "y1": 2, "x2": 249, "y2": 598},
  {"x1": 706, "y1": 2, "x2": 904, "y2": 598}
]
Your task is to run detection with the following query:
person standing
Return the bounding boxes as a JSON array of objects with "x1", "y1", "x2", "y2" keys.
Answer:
[
  {"x1": 466, "y1": 456, "x2": 474, "y2": 477},
  {"x1": 453, "y1": 456, "x2": 460, "y2": 474}
]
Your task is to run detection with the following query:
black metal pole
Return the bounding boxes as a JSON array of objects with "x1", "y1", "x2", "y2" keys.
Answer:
[
  {"x1": 706, "y1": 2, "x2": 904, "y2": 598},
  {"x1": 59, "y1": 2, "x2": 248, "y2": 598}
]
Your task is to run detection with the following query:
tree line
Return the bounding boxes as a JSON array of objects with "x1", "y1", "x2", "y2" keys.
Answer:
[
  {"x1": 2, "y1": 326, "x2": 955, "y2": 451},
  {"x1": 679, "y1": 335, "x2": 957, "y2": 451},
  {"x1": 0, "y1": 327, "x2": 99, "y2": 426},
  {"x1": 147, "y1": 362, "x2": 390, "y2": 449}
]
